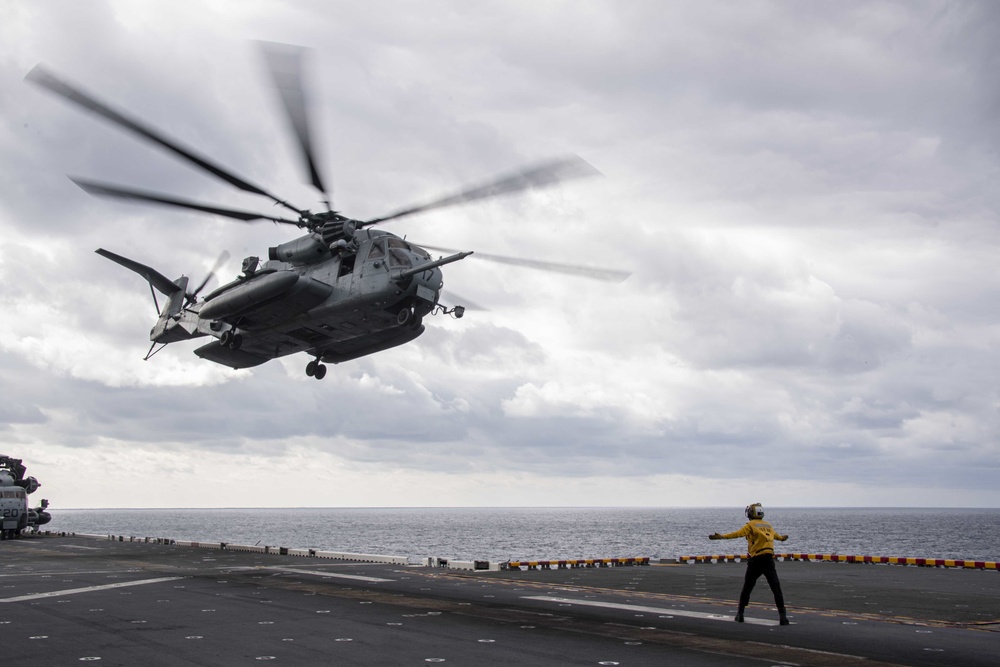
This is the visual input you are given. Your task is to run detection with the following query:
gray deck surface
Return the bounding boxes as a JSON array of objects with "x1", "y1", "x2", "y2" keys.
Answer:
[{"x1": 2, "y1": 534, "x2": 997, "y2": 666}]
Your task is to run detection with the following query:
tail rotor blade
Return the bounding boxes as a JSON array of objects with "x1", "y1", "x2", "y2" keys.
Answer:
[
  {"x1": 258, "y1": 41, "x2": 330, "y2": 207},
  {"x1": 188, "y1": 250, "x2": 231, "y2": 302}
]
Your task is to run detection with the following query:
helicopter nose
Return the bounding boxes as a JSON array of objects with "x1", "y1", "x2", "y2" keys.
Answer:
[{"x1": 412, "y1": 266, "x2": 443, "y2": 303}]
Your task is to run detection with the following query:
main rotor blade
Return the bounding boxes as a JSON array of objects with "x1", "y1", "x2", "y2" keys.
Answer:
[
  {"x1": 419, "y1": 244, "x2": 630, "y2": 282},
  {"x1": 96, "y1": 248, "x2": 181, "y2": 296},
  {"x1": 364, "y1": 155, "x2": 602, "y2": 226},
  {"x1": 71, "y1": 177, "x2": 302, "y2": 225},
  {"x1": 258, "y1": 42, "x2": 330, "y2": 206},
  {"x1": 25, "y1": 65, "x2": 303, "y2": 216}
]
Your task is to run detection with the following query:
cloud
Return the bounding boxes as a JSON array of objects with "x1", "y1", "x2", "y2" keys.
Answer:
[{"x1": 1, "y1": 1, "x2": 999, "y2": 508}]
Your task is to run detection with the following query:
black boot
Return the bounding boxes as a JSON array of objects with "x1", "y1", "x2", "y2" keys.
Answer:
[
  {"x1": 734, "y1": 608, "x2": 744, "y2": 623},
  {"x1": 779, "y1": 610, "x2": 789, "y2": 625}
]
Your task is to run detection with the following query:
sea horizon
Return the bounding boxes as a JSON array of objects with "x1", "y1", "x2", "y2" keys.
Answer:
[
  {"x1": 41, "y1": 507, "x2": 1000, "y2": 562},
  {"x1": 52, "y1": 505, "x2": 1000, "y2": 511}
]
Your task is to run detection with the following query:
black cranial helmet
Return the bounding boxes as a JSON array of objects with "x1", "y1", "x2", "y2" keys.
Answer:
[{"x1": 745, "y1": 503, "x2": 764, "y2": 520}]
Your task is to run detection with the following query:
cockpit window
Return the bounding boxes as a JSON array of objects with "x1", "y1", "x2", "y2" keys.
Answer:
[
  {"x1": 368, "y1": 241, "x2": 385, "y2": 261},
  {"x1": 388, "y1": 248, "x2": 412, "y2": 268},
  {"x1": 385, "y1": 236, "x2": 430, "y2": 262}
]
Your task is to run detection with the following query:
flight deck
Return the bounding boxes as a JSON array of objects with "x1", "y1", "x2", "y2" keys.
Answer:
[{"x1": 2, "y1": 534, "x2": 997, "y2": 666}]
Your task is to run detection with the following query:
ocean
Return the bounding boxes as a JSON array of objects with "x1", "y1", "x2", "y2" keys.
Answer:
[{"x1": 44, "y1": 507, "x2": 1000, "y2": 563}]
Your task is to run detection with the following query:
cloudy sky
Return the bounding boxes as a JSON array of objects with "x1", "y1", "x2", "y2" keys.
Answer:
[{"x1": 2, "y1": 1, "x2": 998, "y2": 509}]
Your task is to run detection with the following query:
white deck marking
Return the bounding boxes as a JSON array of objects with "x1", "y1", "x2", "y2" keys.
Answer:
[
  {"x1": 52, "y1": 545, "x2": 102, "y2": 550},
  {"x1": 0, "y1": 570, "x2": 135, "y2": 578},
  {"x1": 521, "y1": 596, "x2": 778, "y2": 626},
  {"x1": 272, "y1": 567, "x2": 393, "y2": 583},
  {"x1": 0, "y1": 577, "x2": 184, "y2": 603}
]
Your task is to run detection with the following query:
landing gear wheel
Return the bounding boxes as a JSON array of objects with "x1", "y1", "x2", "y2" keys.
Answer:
[
  {"x1": 314, "y1": 364, "x2": 327, "y2": 380},
  {"x1": 397, "y1": 307, "x2": 412, "y2": 325},
  {"x1": 306, "y1": 360, "x2": 317, "y2": 377},
  {"x1": 221, "y1": 330, "x2": 243, "y2": 349}
]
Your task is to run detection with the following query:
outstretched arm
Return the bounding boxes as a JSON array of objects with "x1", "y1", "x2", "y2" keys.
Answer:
[{"x1": 710, "y1": 524, "x2": 750, "y2": 541}]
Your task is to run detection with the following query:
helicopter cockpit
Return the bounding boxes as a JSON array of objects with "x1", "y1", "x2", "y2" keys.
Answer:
[
  {"x1": 364, "y1": 236, "x2": 432, "y2": 270},
  {"x1": 388, "y1": 237, "x2": 430, "y2": 268}
]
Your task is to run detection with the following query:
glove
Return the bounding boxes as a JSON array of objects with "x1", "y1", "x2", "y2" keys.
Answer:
[{"x1": 709, "y1": 533, "x2": 722, "y2": 540}]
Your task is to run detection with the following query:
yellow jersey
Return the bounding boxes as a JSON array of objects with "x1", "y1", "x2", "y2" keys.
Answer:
[{"x1": 720, "y1": 519, "x2": 787, "y2": 557}]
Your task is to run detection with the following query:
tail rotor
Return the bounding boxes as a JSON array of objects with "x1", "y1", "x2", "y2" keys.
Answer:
[
  {"x1": 185, "y1": 250, "x2": 230, "y2": 306},
  {"x1": 95, "y1": 248, "x2": 231, "y2": 359}
]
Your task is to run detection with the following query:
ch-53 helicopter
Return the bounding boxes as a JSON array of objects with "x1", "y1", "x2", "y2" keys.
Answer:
[
  {"x1": 0, "y1": 455, "x2": 50, "y2": 539},
  {"x1": 27, "y1": 44, "x2": 628, "y2": 379}
]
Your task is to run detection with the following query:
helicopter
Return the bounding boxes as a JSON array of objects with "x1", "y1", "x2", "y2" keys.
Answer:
[
  {"x1": 26, "y1": 44, "x2": 629, "y2": 379},
  {"x1": 0, "y1": 455, "x2": 50, "y2": 539}
]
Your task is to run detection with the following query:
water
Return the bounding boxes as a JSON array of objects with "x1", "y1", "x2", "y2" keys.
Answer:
[{"x1": 45, "y1": 507, "x2": 1000, "y2": 563}]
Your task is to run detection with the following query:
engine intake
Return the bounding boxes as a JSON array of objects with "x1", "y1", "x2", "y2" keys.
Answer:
[{"x1": 319, "y1": 219, "x2": 356, "y2": 247}]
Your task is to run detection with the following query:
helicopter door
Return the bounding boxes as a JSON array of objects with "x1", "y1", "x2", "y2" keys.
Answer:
[{"x1": 337, "y1": 253, "x2": 356, "y2": 279}]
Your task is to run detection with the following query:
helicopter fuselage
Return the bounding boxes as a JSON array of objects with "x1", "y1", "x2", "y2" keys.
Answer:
[{"x1": 152, "y1": 229, "x2": 455, "y2": 373}]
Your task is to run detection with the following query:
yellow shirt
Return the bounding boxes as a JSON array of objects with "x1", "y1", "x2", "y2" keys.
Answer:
[{"x1": 720, "y1": 519, "x2": 788, "y2": 557}]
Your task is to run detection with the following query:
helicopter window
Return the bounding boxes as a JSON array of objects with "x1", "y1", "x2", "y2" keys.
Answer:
[
  {"x1": 388, "y1": 248, "x2": 412, "y2": 268},
  {"x1": 338, "y1": 254, "x2": 356, "y2": 277},
  {"x1": 367, "y1": 241, "x2": 385, "y2": 261},
  {"x1": 387, "y1": 237, "x2": 429, "y2": 260}
]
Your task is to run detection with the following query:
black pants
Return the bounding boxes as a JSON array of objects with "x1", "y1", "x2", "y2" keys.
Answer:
[{"x1": 739, "y1": 553, "x2": 785, "y2": 611}]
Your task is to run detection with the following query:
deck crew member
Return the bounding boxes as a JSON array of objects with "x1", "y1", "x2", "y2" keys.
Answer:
[{"x1": 710, "y1": 503, "x2": 790, "y2": 625}]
